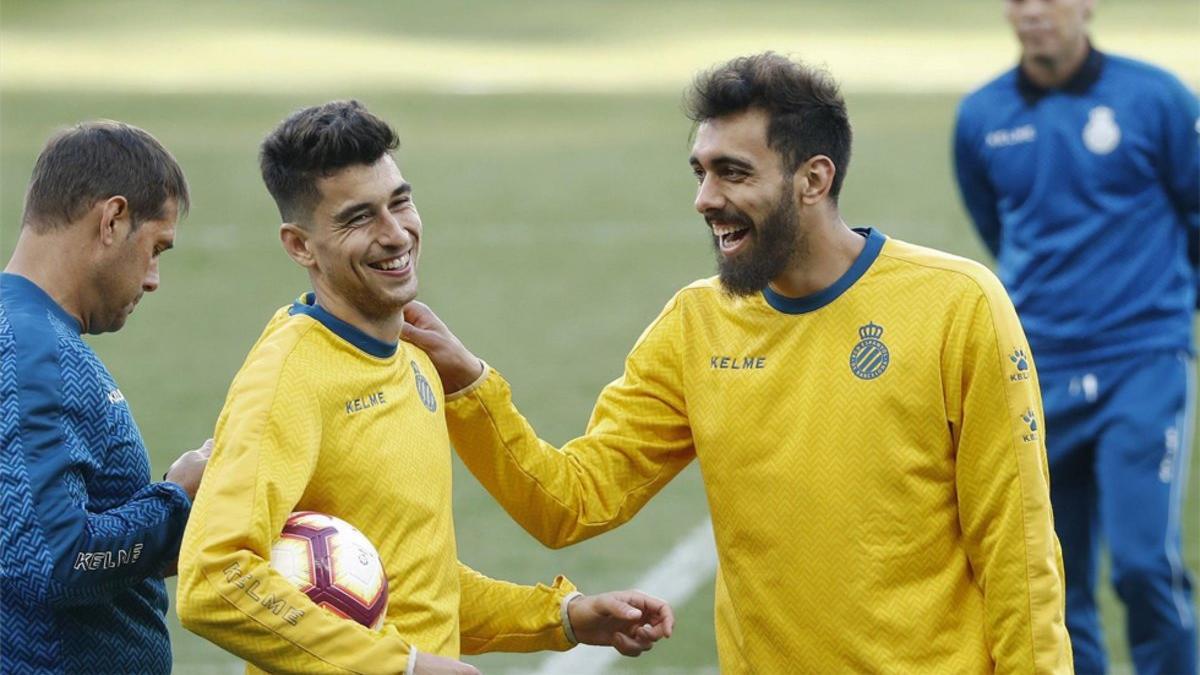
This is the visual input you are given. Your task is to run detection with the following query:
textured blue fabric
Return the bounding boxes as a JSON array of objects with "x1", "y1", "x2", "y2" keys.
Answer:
[
  {"x1": 954, "y1": 50, "x2": 1199, "y2": 370},
  {"x1": 1042, "y1": 351, "x2": 1196, "y2": 675},
  {"x1": 0, "y1": 272, "x2": 191, "y2": 674}
]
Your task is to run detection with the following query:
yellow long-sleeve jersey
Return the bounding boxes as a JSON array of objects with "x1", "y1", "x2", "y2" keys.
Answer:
[
  {"x1": 446, "y1": 229, "x2": 1073, "y2": 673},
  {"x1": 177, "y1": 294, "x2": 576, "y2": 675}
]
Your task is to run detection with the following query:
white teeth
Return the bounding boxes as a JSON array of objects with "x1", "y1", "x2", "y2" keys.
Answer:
[
  {"x1": 712, "y1": 224, "x2": 749, "y2": 237},
  {"x1": 374, "y1": 253, "x2": 411, "y2": 271}
]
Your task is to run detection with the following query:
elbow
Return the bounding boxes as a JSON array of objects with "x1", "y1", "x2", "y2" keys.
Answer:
[
  {"x1": 535, "y1": 520, "x2": 602, "y2": 550},
  {"x1": 175, "y1": 557, "x2": 220, "y2": 637},
  {"x1": 519, "y1": 521, "x2": 576, "y2": 550}
]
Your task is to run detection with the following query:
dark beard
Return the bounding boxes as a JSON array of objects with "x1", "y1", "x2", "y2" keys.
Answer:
[{"x1": 712, "y1": 186, "x2": 800, "y2": 297}]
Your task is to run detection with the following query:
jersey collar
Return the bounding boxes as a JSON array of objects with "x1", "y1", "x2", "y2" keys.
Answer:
[
  {"x1": 761, "y1": 227, "x2": 885, "y2": 315},
  {"x1": 289, "y1": 292, "x2": 398, "y2": 359},
  {"x1": 1016, "y1": 43, "x2": 1105, "y2": 104}
]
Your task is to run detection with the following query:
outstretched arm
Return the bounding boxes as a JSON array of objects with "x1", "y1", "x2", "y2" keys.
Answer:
[{"x1": 403, "y1": 300, "x2": 696, "y2": 548}]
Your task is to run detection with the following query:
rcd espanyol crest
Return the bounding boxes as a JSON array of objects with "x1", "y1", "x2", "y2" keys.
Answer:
[
  {"x1": 411, "y1": 361, "x2": 437, "y2": 412},
  {"x1": 1083, "y1": 106, "x2": 1120, "y2": 155},
  {"x1": 849, "y1": 322, "x2": 889, "y2": 380}
]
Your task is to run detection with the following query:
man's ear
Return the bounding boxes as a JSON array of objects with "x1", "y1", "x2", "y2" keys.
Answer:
[
  {"x1": 794, "y1": 155, "x2": 837, "y2": 206},
  {"x1": 97, "y1": 196, "x2": 130, "y2": 246},
  {"x1": 280, "y1": 222, "x2": 316, "y2": 269}
]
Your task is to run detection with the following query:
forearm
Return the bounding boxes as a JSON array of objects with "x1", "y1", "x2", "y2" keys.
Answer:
[
  {"x1": 457, "y1": 564, "x2": 576, "y2": 655},
  {"x1": 960, "y1": 455, "x2": 1069, "y2": 673},
  {"x1": 447, "y1": 368, "x2": 691, "y2": 548},
  {"x1": 178, "y1": 526, "x2": 413, "y2": 673},
  {"x1": 44, "y1": 481, "x2": 191, "y2": 607}
]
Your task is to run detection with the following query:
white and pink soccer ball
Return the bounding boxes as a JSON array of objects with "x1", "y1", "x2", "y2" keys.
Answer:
[{"x1": 269, "y1": 511, "x2": 388, "y2": 630}]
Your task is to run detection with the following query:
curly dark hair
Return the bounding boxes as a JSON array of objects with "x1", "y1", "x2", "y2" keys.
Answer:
[
  {"x1": 23, "y1": 121, "x2": 189, "y2": 231},
  {"x1": 260, "y1": 100, "x2": 399, "y2": 223},
  {"x1": 686, "y1": 52, "x2": 852, "y2": 200}
]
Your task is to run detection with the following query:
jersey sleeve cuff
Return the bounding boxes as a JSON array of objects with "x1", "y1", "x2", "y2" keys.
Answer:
[
  {"x1": 560, "y1": 591, "x2": 583, "y2": 646},
  {"x1": 444, "y1": 360, "x2": 491, "y2": 402},
  {"x1": 405, "y1": 646, "x2": 418, "y2": 675},
  {"x1": 153, "y1": 480, "x2": 193, "y2": 512}
]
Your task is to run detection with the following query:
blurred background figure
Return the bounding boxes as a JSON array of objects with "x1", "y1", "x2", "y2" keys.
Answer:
[
  {"x1": 2, "y1": 2, "x2": 1194, "y2": 672},
  {"x1": 954, "y1": 1, "x2": 1198, "y2": 672}
]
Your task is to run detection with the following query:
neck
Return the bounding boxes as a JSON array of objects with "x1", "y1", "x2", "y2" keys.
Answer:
[
  {"x1": 310, "y1": 285, "x2": 403, "y2": 345},
  {"x1": 1022, "y1": 36, "x2": 1090, "y2": 89},
  {"x1": 4, "y1": 228, "x2": 88, "y2": 327},
  {"x1": 768, "y1": 212, "x2": 865, "y2": 299}
]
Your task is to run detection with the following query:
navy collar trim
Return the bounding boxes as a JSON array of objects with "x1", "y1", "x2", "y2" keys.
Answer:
[
  {"x1": 761, "y1": 228, "x2": 885, "y2": 315},
  {"x1": 1016, "y1": 44, "x2": 1104, "y2": 104},
  {"x1": 1, "y1": 272, "x2": 82, "y2": 332},
  {"x1": 289, "y1": 293, "x2": 398, "y2": 359}
]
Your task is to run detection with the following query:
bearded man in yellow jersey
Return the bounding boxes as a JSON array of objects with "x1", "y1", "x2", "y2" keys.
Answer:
[
  {"x1": 403, "y1": 53, "x2": 1074, "y2": 673},
  {"x1": 176, "y1": 101, "x2": 673, "y2": 675}
]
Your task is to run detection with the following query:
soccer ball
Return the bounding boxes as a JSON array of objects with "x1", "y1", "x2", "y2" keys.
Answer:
[{"x1": 269, "y1": 511, "x2": 389, "y2": 630}]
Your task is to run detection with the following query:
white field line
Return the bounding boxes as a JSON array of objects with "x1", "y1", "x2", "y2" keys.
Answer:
[{"x1": 532, "y1": 518, "x2": 718, "y2": 675}]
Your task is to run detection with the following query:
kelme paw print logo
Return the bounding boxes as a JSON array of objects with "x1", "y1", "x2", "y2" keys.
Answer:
[
  {"x1": 1009, "y1": 349, "x2": 1028, "y2": 371},
  {"x1": 1008, "y1": 348, "x2": 1031, "y2": 382},
  {"x1": 1020, "y1": 409, "x2": 1040, "y2": 443}
]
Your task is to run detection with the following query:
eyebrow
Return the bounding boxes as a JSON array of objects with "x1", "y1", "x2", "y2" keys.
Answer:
[
  {"x1": 332, "y1": 182, "x2": 412, "y2": 224},
  {"x1": 689, "y1": 155, "x2": 755, "y2": 172}
]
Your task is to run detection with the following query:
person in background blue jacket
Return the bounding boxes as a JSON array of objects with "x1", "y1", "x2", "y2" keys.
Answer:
[
  {"x1": 954, "y1": 1, "x2": 1199, "y2": 673},
  {"x1": 1, "y1": 121, "x2": 211, "y2": 674}
]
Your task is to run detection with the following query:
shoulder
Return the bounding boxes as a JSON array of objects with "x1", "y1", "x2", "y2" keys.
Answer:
[
  {"x1": 958, "y1": 69, "x2": 1020, "y2": 121},
  {"x1": 228, "y1": 304, "x2": 322, "y2": 393},
  {"x1": 878, "y1": 238, "x2": 1007, "y2": 304},
  {"x1": 1103, "y1": 53, "x2": 1197, "y2": 105},
  {"x1": 0, "y1": 295, "x2": 96, "y2": 391},
  {"x1": 1104, "y1": 53, "x2": 1190, "y2": 90},
  {"x1": 877, "y1": 239, "x2": 1022, "y2": 346},
  {"x1": 663, "y1": 276, "x2": 737, "y2": 317},
  {"x1": 626, "y1": 277, "x2": 722, "y2": 352}
]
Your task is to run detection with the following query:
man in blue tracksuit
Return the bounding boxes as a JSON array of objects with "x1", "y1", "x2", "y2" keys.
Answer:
[
  {"x1": 954, "y1": 1, "x2": 1198, "y2": 673},
  {"x1": 0, "y1": 122, "x2": 211, "y2": 673}
]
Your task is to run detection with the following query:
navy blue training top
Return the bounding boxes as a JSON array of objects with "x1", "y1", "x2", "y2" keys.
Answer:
[
  {"x1": 0, "y1": 272, "x2": 191, "y2": 674},
  {"x1": 954, "y1": 48, "x2": 1199, "y2": 369}
]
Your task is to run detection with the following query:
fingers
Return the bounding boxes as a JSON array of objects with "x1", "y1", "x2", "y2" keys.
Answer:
[
  {"x1": 633, "y1": 618, "x2": 671, "y2": 641},
  {"x1": 402, "y1": 301, "x2": 444, "y2": 330},
  {"x1": 399, "y1": 322, "x2": 438, "y2": 344},
  {"x1": 597, "y1": 596, "x2": 643, "y2": 621},
  {"x1": 198, "y1": 438, "x2": 214, "y2": 456},
  {"x1": 619, "y1": 591, "x2": 674, "y2": 638},
  {"x1": 611, "y1": 630, "x2": 650, "y2": 657},
  {"x1": 641, "y1": 595, "x2": 674, "y2": 638}
]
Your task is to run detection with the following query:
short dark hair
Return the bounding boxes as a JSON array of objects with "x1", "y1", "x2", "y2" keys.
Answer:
[
  {"x1": 259, "y1": 100, "x2": 399, "y2": 223},
  {"x1": 22, "y1": 121, "x2": 189, "y2": 231},
  {"x1": 685, "y1": 52, "x2": 853, "y2": 200}
]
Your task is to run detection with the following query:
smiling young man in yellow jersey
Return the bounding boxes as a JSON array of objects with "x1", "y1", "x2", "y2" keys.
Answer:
[
  {"x1": 175, "y1": 101, "x2": 673, "y2": 675},
  {"x1": 403, "y1": 53, "x2": 1073, "y2": 672}
]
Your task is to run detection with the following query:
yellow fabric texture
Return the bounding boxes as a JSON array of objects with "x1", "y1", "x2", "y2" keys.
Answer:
[
  {"x1": 177, "y1": 298, "x2": 575, "y2": 675},
  {"x1": 446, "y1": 236, "x2": 1072, "y2": 673}
]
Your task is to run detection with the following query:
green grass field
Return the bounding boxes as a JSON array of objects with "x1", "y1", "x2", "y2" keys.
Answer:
[{"x1": 2, "y1": 2, "x2": 1197, "y2": 672}]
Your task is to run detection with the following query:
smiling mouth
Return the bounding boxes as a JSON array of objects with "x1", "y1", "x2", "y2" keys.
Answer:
[
  {"x1": 368, "y1": 252, "x2": 412, "y2": 273},
  {"x1": 711, "y1": 223, "x2": 751, "y2": 253}
]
